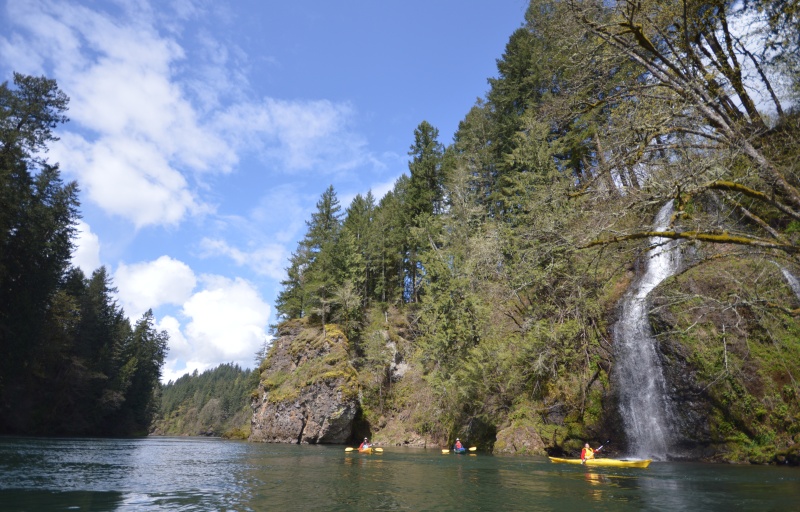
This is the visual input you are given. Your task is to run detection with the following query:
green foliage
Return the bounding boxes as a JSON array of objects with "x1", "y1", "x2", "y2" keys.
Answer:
[
  {"x1": 264, "y1": 0, "x2": 799, "y2": 463},
  {"x1": 662, "y1": 257, "x2": 800, "y2": 462},
  {"x1": 153, "y1": 363, "x2": 258, "y2": 437}
]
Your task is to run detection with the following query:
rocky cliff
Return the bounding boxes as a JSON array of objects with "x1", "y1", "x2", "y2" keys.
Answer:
[{"x1": 250, "y1": 319, "x2": 359, "y2": 444}]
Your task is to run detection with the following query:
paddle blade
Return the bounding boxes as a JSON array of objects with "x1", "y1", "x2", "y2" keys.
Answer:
[
  {"x1": 469, "y1": 447, "x2": 477, "y2": 451},
  {"x1": 441, "y1": 449, "x2": 450, "y2": 454},
  {"x1": 374, "y1": 448, "x2": 383, "y2": 452},
  {"x1": 344, "y1": 447, "x2": 354, "y2": 452}
]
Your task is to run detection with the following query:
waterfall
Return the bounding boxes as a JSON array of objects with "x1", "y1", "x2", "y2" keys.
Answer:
[
  {"x1": 613, "y1": 201, "x2": 680, "y2": 460},
  {"x1": 779, "y1": 267, "x2": 800, "y2": 300}
]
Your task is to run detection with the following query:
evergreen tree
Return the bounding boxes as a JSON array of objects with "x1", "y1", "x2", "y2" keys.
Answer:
[
  {"x1": 277, "y1": 185, "x2": 344, "y2": 323},
  {"x1": 0, "y1": 73, "x2": 78, "y2": 431},
  {"x1": 404, "y1": 122, "x2": 445, "y2": 302},
  {"x1": 107, "y1": 310, "x2": 168, "y2": 435},
  {"x1": 0, "y1": 73, "x2": 169, "y2": 436},
  {"x1": 407, "y1": 121, "x2": 446, "y2": 218},
  {"x1": 374, "y1": 179, "x2": 410, "y2": 304},
  {"x1": 154, "y1": 363, "x2": 257, "y2": 437},
  {"x1": 275, "y1": 246, "x2": 311, "y2": 320},
  {"x1": 343, "y1": 192, "x2": 378, "y2": 301}
]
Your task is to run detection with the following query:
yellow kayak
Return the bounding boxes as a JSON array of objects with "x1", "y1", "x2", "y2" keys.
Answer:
[
  {"x1": 548, "y1": 457, "x2": 652, "y2": 468},
  {"x1": 345, "y1": 446, "x2": 383, "y2": 454}
]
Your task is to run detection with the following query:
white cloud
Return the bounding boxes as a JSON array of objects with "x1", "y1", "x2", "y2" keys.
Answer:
[
  {"x1": 215, "y1": 98, "x2": 373, "y2": 173},
  {"x1": 71, "y1": 220, "x2": 101, "y2": 274},
  {"x1": 2, "y1": 0, "x2": 387, "y2": 229},
  {"x1": 114, "y1": 256, "x2": 197, "y2": 320},
  {"x1": 157, "y1": 314, "x2": 202, "y2": 383},
  {"x1": 1, "y1": 0, "x2": 232, "y2": 228},
  {"x1": 114, "y1": 265, "x2": 271, "y2": 382},
  {"x1": 369, "y1": 176, "x2": 399, "y2": 201},
  {"x1": 199, "y1": 238, "x2": 288, "y2": 280},
  {"x1": 180, "y1": 274, "x2": 270, "y2": 366},
  {"x1": 339, "y1": 175, "x2": 400, "y2": 211},
  {"x1": 54, "y1": 133, "x2": 209, "y2": 228}
]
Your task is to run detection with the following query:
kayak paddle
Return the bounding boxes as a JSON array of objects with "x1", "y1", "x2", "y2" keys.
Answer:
[{"x1": 469, "y1": 447, "x2": 477, "y2": 452}]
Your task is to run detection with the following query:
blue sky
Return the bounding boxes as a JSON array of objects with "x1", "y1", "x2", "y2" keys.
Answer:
[{"x1": 0, "y1": 0, "x2": 527, "y2": 382}]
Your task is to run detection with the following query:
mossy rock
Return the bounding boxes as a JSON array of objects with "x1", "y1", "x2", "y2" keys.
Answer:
[{"x1": 494, "y1": 421, "x2": 547, "y2": 455}]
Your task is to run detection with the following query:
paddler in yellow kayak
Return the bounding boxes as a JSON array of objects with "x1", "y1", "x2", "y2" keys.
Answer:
[{"x1": 581, "y1": 442, "x2": 602, "y2": 464}]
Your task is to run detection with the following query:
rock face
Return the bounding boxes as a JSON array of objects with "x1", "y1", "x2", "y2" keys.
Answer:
[
  {"x1": 655, "y1": 331, "x2": 717, "y2": 460},
  {"x1": 250, "y1": 320, "x2": 359, "y2": 444},
  {"x1": 494, "y1": 423, "x2": 546, "y2": 455},
  {"x1": 645, "y1": 258, "x2": 800, "y2": 464}
]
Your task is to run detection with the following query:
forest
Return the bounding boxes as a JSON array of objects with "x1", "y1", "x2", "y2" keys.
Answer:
[
  {"x1": 0, "y1": 73, "x2": 168, "y2": 437},
  {"x1": 151, "y1": 363, "x2": 258, "y2": 438},
  {"x1": 266, "y1": 0, "x2": 800, "y2": 462}
]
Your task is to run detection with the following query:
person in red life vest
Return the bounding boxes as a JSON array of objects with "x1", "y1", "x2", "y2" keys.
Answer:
[
  {"x1": 581, "y1": 442, "x2": 601, "y2": 463},
  {"x1": 454, "y1": 438, "x2": 463, "y2": 450},
  {"x1": 359, "y1": 437, "x2": 370, "y2": 450}
]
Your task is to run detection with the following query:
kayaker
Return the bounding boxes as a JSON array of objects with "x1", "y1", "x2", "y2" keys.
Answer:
[
  {"x1": 581, "y1": 442, "x2": 601, "y2": 463},
  {"x1": 454, "y1": 438, "x2": 463, "y2": 451},
  {"x1": 359, "y1": 437, "x2": 370, "y2": 450}
]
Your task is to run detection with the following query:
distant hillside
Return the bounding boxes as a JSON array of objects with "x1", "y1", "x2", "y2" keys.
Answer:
[{"x1": 151, "y1": 363, "x2": 258, "y2": 438}]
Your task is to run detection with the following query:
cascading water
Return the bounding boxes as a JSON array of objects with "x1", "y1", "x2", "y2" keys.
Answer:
[
  {"x1": 779, "y1": 266, "x2": 800, "y2": 300},
  {"x1": 613, "y1": 201, "x2": 680, "y2": 460}
]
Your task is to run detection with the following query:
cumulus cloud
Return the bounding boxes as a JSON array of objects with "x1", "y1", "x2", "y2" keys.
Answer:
[
  {"x1": 1, "y1": 0, "x2": 231, "y2": 228},
  {"x1": 115, "y1": 268, "x2": 270, "y2": 382},
  {"x1": 114, "y1": 256, "x2": 197, "y2": 320},
  {"x1": 178, "y1": 275, "x2": 270, "y2": 368},
  {"x1": 55, "y1": 133, "x2": 209, "y2": 228},
  {"x1": 157, "y1": 314, "x2": 201, "y2": 383},
  {"x1": 71, "y1": 220, "x2": 101, "y2": 275}
]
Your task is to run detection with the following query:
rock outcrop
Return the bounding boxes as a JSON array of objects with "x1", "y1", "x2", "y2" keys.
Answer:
[
  {"x1": 494, "y1": 423, "x2": 546, "y2": 455},
  {"x1": 250, "y1": 320, "x2": 359, "y2": 444}
]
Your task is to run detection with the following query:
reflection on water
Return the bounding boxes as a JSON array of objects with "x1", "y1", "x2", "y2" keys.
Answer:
[{"x1": 1, "y1": 438, "x2": 798, "y2": 511}]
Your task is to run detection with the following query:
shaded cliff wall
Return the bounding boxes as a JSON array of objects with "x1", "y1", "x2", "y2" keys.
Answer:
[{"x1": 650, "y1": 256, "x2": 800, "y2": 464}]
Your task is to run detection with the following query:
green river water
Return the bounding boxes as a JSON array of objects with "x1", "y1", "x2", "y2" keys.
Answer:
[{"x1": 1, "y1": 437, "x2": 798, "y2": 511}]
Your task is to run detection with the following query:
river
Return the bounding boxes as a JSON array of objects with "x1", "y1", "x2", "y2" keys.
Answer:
[{"x1": 1, "y1": 437, "x2": 798, "y2": 511}]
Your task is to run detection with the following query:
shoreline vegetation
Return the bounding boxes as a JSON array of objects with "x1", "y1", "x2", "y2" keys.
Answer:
[
  {"x1": 242, "y1": 0, "x2": 800, "y2": 465},
  {"x1": 4, "y1": 0, "x2": 799, "y2": 464}
]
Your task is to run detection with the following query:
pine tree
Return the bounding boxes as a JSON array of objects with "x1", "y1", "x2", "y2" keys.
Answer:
[
  {"x1": 407, "y1": 121, "x2": 446, "y2": 218},
  {"x1": 0, "y1": 73, "x2": 79, "y2": 433}
]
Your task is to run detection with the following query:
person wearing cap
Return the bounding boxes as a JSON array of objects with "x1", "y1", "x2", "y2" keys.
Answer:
[
  {"x1": 454, "y1": 438, "x2": 463, "y2": 451},
  {"x1": 358, "y1": 437, "x2": 370, "y2": 450}
]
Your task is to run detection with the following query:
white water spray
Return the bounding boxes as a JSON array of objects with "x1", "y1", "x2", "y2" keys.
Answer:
[{"x1": 613, "y1": 201, "x2": 680, "y2": 460}]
